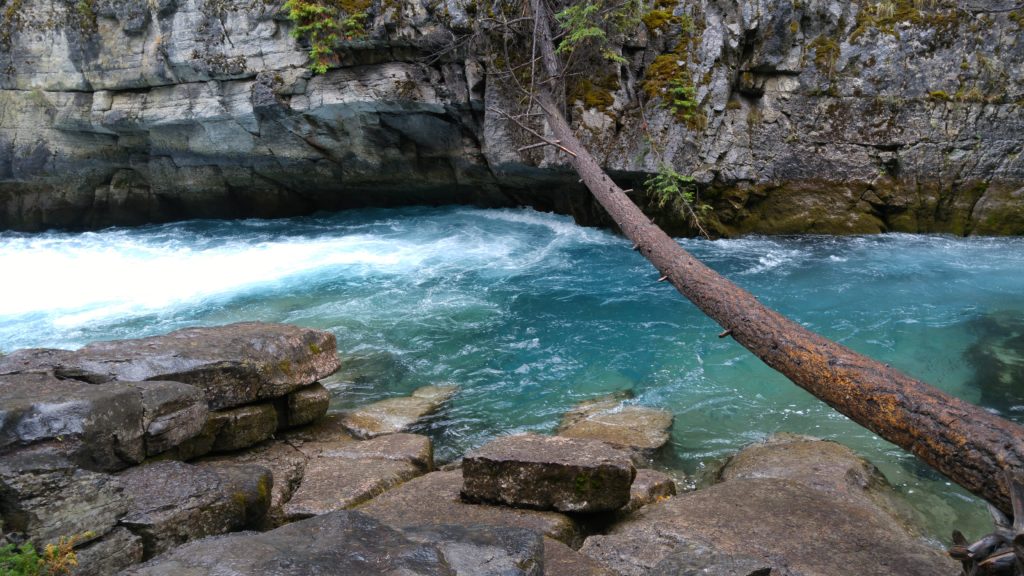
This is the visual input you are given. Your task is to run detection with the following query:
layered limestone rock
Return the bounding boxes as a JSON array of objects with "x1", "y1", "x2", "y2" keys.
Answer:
[{"x1": 0, "y1": 0, "x2": 1020, "y2": 235}]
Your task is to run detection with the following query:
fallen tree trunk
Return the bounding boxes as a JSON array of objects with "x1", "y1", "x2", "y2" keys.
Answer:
[{"x1": 525, "y1": 0, "x2": 1024, "y2": 515}]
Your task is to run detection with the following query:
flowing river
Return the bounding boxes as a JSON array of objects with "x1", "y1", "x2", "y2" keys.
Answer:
[{"x1": 3, "y1": 206, "x2": 1023, "y2": 543}]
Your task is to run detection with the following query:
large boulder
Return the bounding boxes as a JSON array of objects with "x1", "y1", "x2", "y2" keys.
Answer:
[
  {"x1": 118, "y1": 460, "x2": 272, "y2": 559},
  {"x1": 340, "y1": 385, "x2": 457, "y2": 439},
  {"x1": 0, "y1": 448, "x2": 127, "y2": 548},
  {"x1": 0, "y1": 323, "x2": 340, "y2": 410},
  {"x1": 0, "y1": 373, "x2": 146, "y2": 471},
  {"x1": 579, "y1": 437, "x2": 957, "y2": 576},
  {"x1": 557, "y1": 395, "x2": 673, "y2": 463},
  {"x1": 118, "y1": 511, "x2": 454, "y2": 576},
  {"x1": 461, "y1": 434, "x2": 636, "y2": 513},
  {"x1": 359, "y1": 470, "x2": 581, "y2": 546}
]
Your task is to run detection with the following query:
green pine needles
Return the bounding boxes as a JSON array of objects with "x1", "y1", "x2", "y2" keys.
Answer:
[
  {"x1": 645, "y1": 164, "x2": 710, "y2": 236},
  {"x1": 284, "y1": 0, "x2": 370, "y2": 74}
]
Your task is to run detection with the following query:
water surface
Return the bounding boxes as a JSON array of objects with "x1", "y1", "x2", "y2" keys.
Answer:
[{"x1": 2, "y1": 206, "x2": 1022, "y2": 543}]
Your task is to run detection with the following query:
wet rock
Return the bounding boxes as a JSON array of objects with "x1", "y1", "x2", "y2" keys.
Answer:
[
  {"x1": 401, "y1": 524, "x2": 544, "y2": 576},
  {"x1": 462, "y1": 434, "x2": 635, "y2": 513},
  {"x1": 1, "y1": 323, "x2": 339, "y2": 410},
  {"x1": 71, "y1": 527, "x2": 144, "y2": 576},
  {"x1": 118, "y1": 460, "x2": 271, "y2": 559},
  {"x1": 197, "y1": 441, "x2": 307, "y2": 529},
  {"x1": 623, "y1": 469, "x2": 677, "y2": 513},
  {"x1": 648, "y1": 540, "x2": 773, "y2": 576},
  {"x1": 359, "y1": 470, "x2": 581, "y2": 546},
  {"x1": 579, "y1": 478, "x2": 955, "y2": 575},
  {"x1": 558, "y1": 396, "x2": 673, "y2": 463},
  {"x1": 341, "y1": 385, "x2": 458, "y2": 439},
  {"x1": 119, "y1": 511, "x2": 453, "y2": 576},
  {"x1": 123, "y1": 381, "x2": 207, "y2": 456},
  {"x1": 283, "y1": 457, "x2": 422, "y2": 521},
  {"x1": 281, "y1": 382, "x2": 329, "y2": 428},
  {"x1": 0, "y1": 373, "x2": 145, "y2": 471},
  {"x1": 0, "y1": 448, "x2": 126, "y2": 548},
  {"x1": 208, "y1": 403, "x2": 279, "y2": 452},
  {"x1": 543, "y1": 538, "x2": 616, "y2": 576}
]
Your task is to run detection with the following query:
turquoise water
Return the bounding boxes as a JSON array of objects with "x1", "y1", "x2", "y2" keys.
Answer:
[{"x1": 2, "y1": 206, "x2": 1023, "y2": 543}]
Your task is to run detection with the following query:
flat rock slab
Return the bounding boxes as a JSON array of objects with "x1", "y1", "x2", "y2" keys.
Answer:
[
  {"x1": 401, "y1": 524, "x2": 544, "y2": 576},
  {"x1": 0, "y1": 373, "x2": 146, "y2": 471},
  {"x1": 341, "y1": 384, "x2": 457, "y2": 439},
  {"x1": 0, "y1": 323, "x2": 340, "y2": 410},
  {"x1": 558, "y1": 398, "x2": 673, "y2": 462},
  {"x1": 0, "y1": 448, "x2": 127, "y2": 547},
  {"x1": 119, "y1": 511, "x2": 453, "y2": 576},
  {"x1": 300, "y1": 432, "x2": 435, "y2": 470},
  {"x1": 462, "y1": 434, "x2": 635, "y2": 513},
  {"x1": 359, "y1": 470, "x2": 581, "y2": 546},
  {"x1": 119, "y1": 460, "x2": 271, "y2": 559},
  {"x1": 579, "y1": 478, "x2": 956, "y2": 576},
  {"x1": 283, "y1": 457, "x2": 422, "y2": 521}
]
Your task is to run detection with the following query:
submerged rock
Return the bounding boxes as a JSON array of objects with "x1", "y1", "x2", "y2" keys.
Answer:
[
  {"x1": 557, "y1": 396, "x2": 673, "y2": 463},
  {"x1": 359, "y1": 470, "x2": 581, "y2": 546},
  {"x1": 119, "y1": 511, "x2": 454, "y2": 576},
  {"x1": 461, "y1": 434, "x2": 636, "y2": 513},
  {"x1": 340, "y1": 384, "x2": 458, "y2": 439},
  {"x1": 579, "y1": 437, "x2": 956, "y2": 576},
  {"x1": 118, "y1": 460, "x2": 271, "y2": 559}
]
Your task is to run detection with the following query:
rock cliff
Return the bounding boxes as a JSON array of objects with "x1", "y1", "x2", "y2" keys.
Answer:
[{"x1": 0, "y1": 0, "x2": 1021, "y2": 234}]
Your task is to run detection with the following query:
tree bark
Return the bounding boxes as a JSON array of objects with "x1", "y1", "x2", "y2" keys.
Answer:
[{"x1": 526, "y1": 0, "x2": 1024, "y2": 515}]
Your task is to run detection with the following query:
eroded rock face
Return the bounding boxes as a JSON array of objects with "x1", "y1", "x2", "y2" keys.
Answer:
[
  {"x1": 461, "y1": 434, "x2": 636, "y2": 513},
  {"x1": 1, "y1": 0, "x2": 1020, "y2": 235}
]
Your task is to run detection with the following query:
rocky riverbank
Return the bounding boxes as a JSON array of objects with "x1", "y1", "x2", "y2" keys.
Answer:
[
  {"x1": 0, "y1": 322, "x2": 960, "y2": 574},
  {"x1": 0, "y1": 0, "x2": 1022, "y2": 235}
]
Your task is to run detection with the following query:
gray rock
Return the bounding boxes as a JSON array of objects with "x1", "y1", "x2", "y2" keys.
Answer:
[
  {"x1": 648, "y1": 540, "x2": 773, "y2": 576},
  {"x1": 359, "y1": 470, "x2": 581, "y2": 546},
  {"x1": 281, "y1": 382, "x2": 329, "y2": 428},
  {"x1": 401, "y1": 524, "x2": 544, "y2": 576},
  {"x1": 118, "y1": 460, "x2": 271, "y2": 559},
  {"x1": 0, "y1": 448, "x2": 126, "y2": 548},
  {"x1": 118, "y1": 511, "x2": 454, "y2": 576},
  {"x1": 283, "y1": 457, "x2": 422, "y2": 521},
  {"x1": 71, "y1": 527, "x2": 144, "y2": 576},
  {"x1": 0, "y1": 323, "x2": 339, "y2": 410},
  {"x1": 197, "y1": 440, "x2": 307, "y2": 529},
  {"x1": 302, "y1": 432, "x2": 434, "y2": 471},
  {"x1": 0, "y1": 373, "x2": 145, "y2": 471},
  {"x1": 543, "y1": 538, "x2": 616, "y2": 576},
  {"x1": 341, "y1": 385, "x2": 458, "y2": 439},
  {"x1": 462, "y1": 434, "x2": 636, "y2": 513},
  {"x1": 123, "y1": 381, "x2": 207, "y2": 456},
  {"x1": 579, "y1": 478, "x2": 956, "y2": 576},
  {"x1": 623, "y1": 468, "x2": 677, "y2": 513},
  {"x1": 208, "y1": 403, "x2": 279, "y2": 452},
  {"x1": 557, "y1": 397, "x2": 673, "y2": 463}
]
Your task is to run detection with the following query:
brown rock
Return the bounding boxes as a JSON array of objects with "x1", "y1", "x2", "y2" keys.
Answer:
[
  {"x1": 461, "y1": 434, "x2": 635, "y2": 513},
  {"x1": 623, "y1": 468, "x2": 677, "y2": 513},
  {"x1": 340, "y1": 385, "x2": 457, "y2": 439},
  {"x1": 558, "y1": 397, "x2": 673, "y2": 463},
  {"x1": 281, "y1": 382, "x2": 329, "y2": 428},
  {"x1": 544, "y1": 538, "x2": 616, "y2": 576},
  {"x1": 358, "y1": 470, "x2": 581, "y2": 546},
  {"x1": 579, "y1": 477, "x2": 955, "y2": 575},
  {"x1": 283, "y1": 457, "x2": 422, "y2": 521}
]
